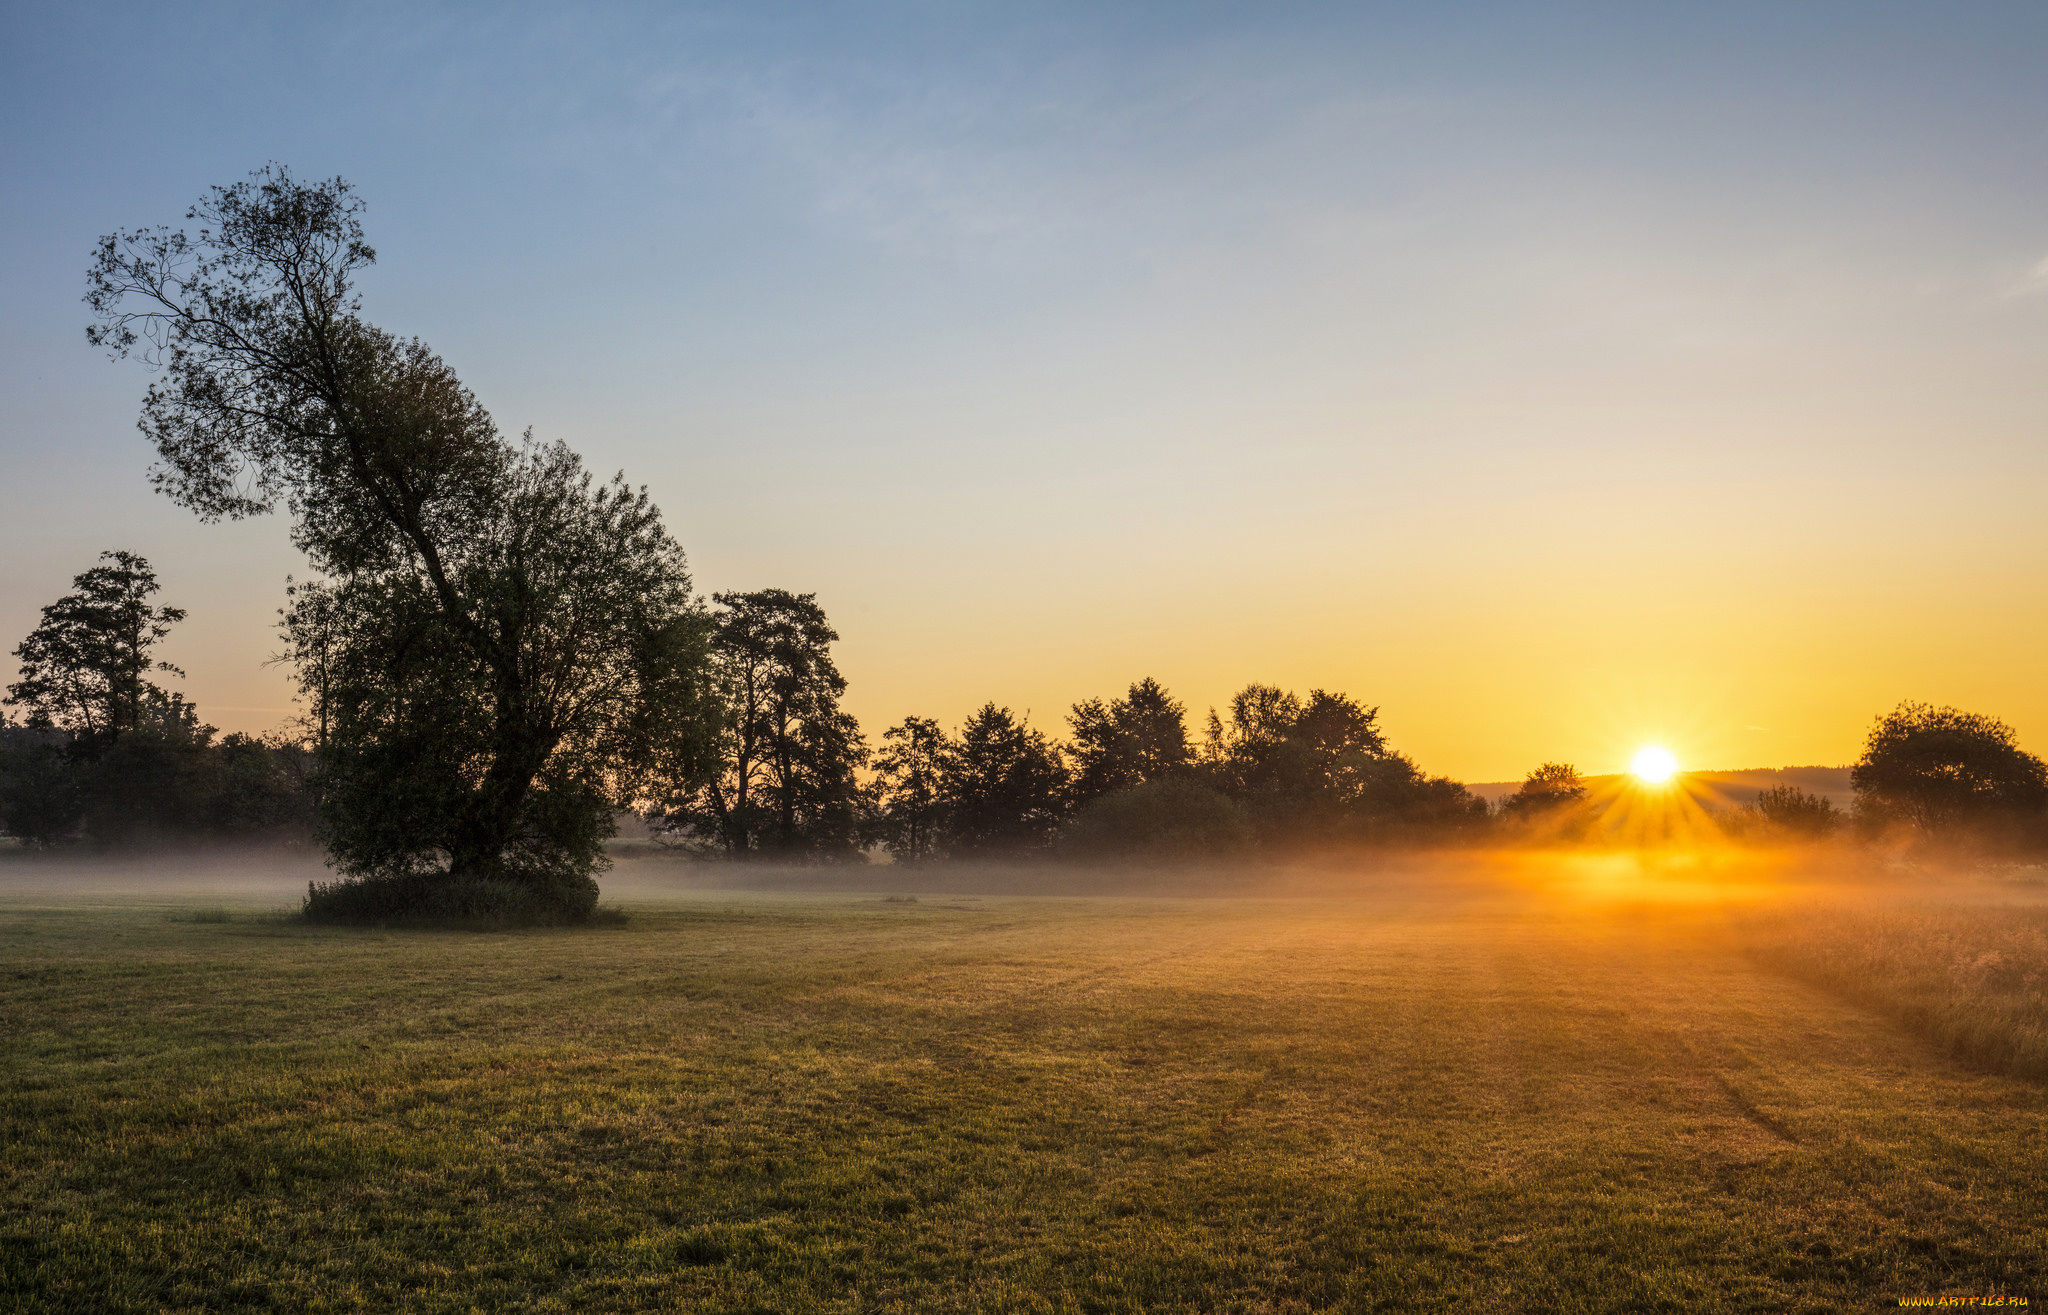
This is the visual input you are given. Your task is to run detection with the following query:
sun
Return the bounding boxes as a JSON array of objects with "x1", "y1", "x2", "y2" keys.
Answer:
[{"x1": 1630, "y1": 745, "x2": 1680, "y2": 785}]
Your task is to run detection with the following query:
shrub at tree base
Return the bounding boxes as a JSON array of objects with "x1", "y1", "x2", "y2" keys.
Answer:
[
  {"x1": 1060, "y1": 779, "x2": 1253, "y2": 864},
  {"x1": 303, "y1": 869, "x2": 601, "y2": 926}
]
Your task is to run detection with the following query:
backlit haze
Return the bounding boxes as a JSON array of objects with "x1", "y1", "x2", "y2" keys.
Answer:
[{"x1": 5, "y1": 3, "x2": 2047, "y2": 782}]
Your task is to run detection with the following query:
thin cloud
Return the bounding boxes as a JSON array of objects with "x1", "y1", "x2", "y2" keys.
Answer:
[{"x1": 2009, "y1": 252, "x2": 2048, "y2": 296}]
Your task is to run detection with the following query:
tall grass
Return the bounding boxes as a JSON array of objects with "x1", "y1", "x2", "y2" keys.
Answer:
[{"x1": 1746, "y1": 901, "x2": 2048, "y2": 1079}]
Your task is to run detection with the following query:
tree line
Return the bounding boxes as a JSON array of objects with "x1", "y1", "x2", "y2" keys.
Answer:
[
  {"x1": 0, "y1": 554, "x2": 1486, "y2": 867},
  {"x1": 650, "y1": 625, "x2": 1490, "y2": 861},
  {"x1": 9, "y1": 541, "x2": 2042, "y2": 873},
  {"x1": 2, "y1": 166, "x2": 2042, "y2": 924}
]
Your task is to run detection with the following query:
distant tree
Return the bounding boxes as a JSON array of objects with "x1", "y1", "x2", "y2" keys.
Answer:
[
  {"x1": 871, "y1": 716, "x2": 955, "y2": 865},
  {"x1": 1851, "y1": 702, "x2": 2048, "y2": 839},
  {"x1": 92, "y1": 167, "x2": 720, "y2": 918},
  {"x1": 1067, "y1": 677, "x2": 1193, "y2": 805},
  {"x1": 1749, "y1": 784, "x2": 1841, "y2": 838},
  {"x1": 943, "y1": 704, "x2": 1069, "y2": 857},
  {"x1": 6, "y1": 551, "x2": 186, "y2": 745},
  {"x1": 1286, "y1": 690, "x2": 1391, "y2": 782},
  {"x1": 1502, "y1": 762, "x2": 1588, "y2": 817},
  {"x1": 655, "y1": 590, "x2": 865, "y2": 860},
  {"x1": 1199, "y1": 683, "x2": 1481, "y2": 845},
  {"x1": 198, "y1": 732, "x2": 315, "y2": 837}
]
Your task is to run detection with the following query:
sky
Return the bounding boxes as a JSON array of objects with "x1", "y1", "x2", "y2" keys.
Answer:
[{"x1": 3, "y1": 1, "x2": 2046, "y2": 783}]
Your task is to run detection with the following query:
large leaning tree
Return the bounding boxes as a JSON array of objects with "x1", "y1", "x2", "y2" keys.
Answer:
[{"x1": 88, "y1": 166, "x2": 720, "y2": 920}]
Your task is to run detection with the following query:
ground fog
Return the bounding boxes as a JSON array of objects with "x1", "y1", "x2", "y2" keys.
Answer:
[{"x1": 2, "y1": 848, "x2": 2044, "y2": 1311}]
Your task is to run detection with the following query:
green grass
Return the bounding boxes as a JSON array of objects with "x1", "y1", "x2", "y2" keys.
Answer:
[{"x1": 2, "y1": 880, "x2": 2046, "y2": 1311}]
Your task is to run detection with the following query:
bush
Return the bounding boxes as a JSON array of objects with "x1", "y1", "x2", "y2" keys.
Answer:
[
  {"x1": 1750, "y1": 784, "x2": 1842, "y2": 839},
  {"x1": 303, "y1": 868, "x2": 602, "y2": 926},
  {"x1": 1059, "y1": 779, "x2": 1252, "y2": 864}
]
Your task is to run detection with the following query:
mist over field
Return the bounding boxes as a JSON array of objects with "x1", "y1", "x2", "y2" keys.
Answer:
[{"x1": 8, "y1": 840, "x2": 2048, "y2": 1309}]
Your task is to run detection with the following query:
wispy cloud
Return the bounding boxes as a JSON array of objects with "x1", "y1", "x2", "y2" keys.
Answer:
[{"x1": 2008, "y1": 252, "x2": 2048, "y2": 296}]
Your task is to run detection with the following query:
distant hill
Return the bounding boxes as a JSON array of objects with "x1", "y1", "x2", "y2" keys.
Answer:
[{"x1": 1465, "y1": 766, "x2": 1854, "y2": 810}]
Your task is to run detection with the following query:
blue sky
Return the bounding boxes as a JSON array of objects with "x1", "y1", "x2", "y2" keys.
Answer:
[{"x1": 5, "y1": 2, "x2": 2048, "y2": 778}]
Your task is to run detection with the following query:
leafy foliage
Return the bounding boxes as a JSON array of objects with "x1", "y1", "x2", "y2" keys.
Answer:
[
  {"x1": 0, "y1": 721, "x2": 82, "y2": 847},
  {"x1": 1060, "y1": 778, "x2": 1252, "y2": 863},
  {"x1": 1, "y1": 553, "x2": 315, "y2": 848},
  {"x1": 6, "y1": 551, "x2": 185, "y2": 742},
  {"x1": 1503, "y1": 762, "x2": 1588, "y2": 818},
  {"x1": 1201, "y1": 683, "x2": 1484, "y2": 846},
  {"x1": 1749, "y1": 784, "x2": 1842, "y2": 838},
  {"x1": 279, "y1": 441, "x2": 717, "y2": 906}
]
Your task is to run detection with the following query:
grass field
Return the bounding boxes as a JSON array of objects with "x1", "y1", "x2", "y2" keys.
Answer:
[{"x1": 3, "y1": 859, "x2": 2046, "y2": 1312}]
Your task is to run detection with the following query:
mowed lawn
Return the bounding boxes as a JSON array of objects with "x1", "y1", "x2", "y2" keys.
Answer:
[{"x1": 2, "y1": 875, "x2": 2044, "y2": 1312}]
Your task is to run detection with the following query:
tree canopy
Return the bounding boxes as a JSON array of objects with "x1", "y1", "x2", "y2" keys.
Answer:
[
  {"x1": 1067, "y1": 677, "x2": 1193, "y2": 804},
  {"x1": 6, "y1": 551, "x2": 186, "y2": 742},
  {"x1": 1851, "y1": 702, "x2": 2048, "y2": 840},
  {"x1": 2, "y1": 552, "x2": 312, "y2": 849},
  {"x1": 870, "y1": 715, "x2": 953, "y2": 865},
  {"x1": 1503, "y1": 762, "x2": 1587, "y2": 815},
  {"x1": 945, "y1": 705, "x2": 1069, "y2": 857},
  {"x1": 1200, "y1": 683, "x2": 1482, "y2": 845}
]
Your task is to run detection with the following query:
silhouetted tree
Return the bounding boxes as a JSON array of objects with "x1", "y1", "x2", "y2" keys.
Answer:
[
  {"x1": 274, "y1": 448, "x2": 719, "y2": 907},
  {"x1": 6, "y1": 551, "x2": 185, "y2": 745},
  {"x1": 1501, "y1": 762, "x2": 1588, "y2": 817},
  {"x1": 871, "y1": 715, "x2": 954, "y2": 864},
  {"x1": 656, "y1": 590, "x2": 865, "y2": 860},
  {"x1": 202, "y1": 733, "x2": 315, "y2": 836},
  {"x1": 943, "y1": 704, "x2": 1068, "y2": 857},
  {"x1": 1851, "y1": 702, "x2": 2048, "y2": 841},
  {"x1": 3, "y1": 553, "x2": 195, "y2": 847},
  {"x1": 91, "y1": 167, "x2": 719, "y2": 918},
  {"x1": 1067, "y1": 677, "x2": 1193, "y2": 805}
]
